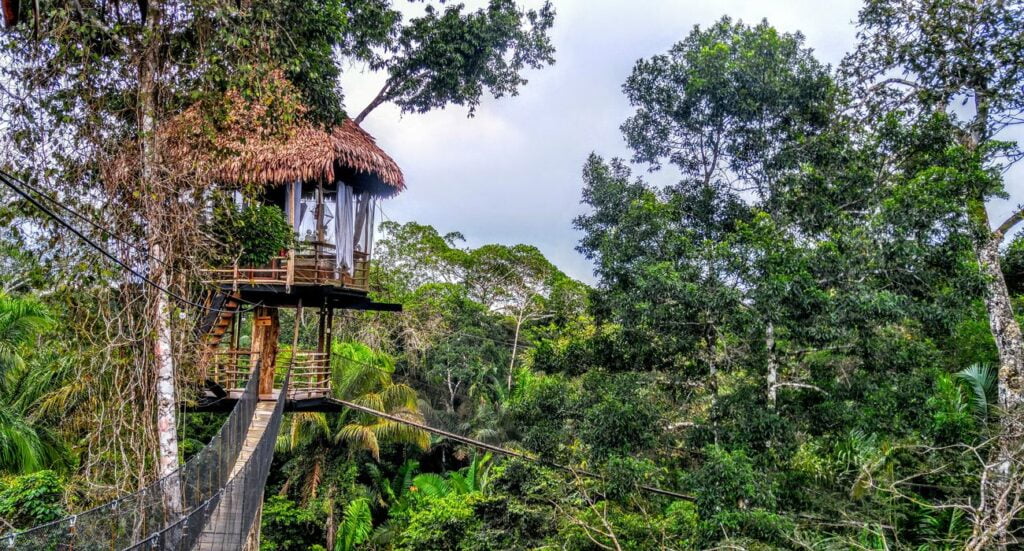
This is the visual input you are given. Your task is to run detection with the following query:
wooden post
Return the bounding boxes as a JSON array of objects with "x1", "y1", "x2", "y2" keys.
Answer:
[
  {"x1": 316, "y1": 306, "x2": 327, "y2": 356},
  {"x1": 316, "y1": 305, "x2": 328, "y2": 396},
  {"x1": 251, "y1": 307, "x2": 279, "y2": 398},
  {"x1": 289, "y1": 300, "x2": 303, "y2": 400},
  {"x1": 324, "y1": 307, "x2": 334, "y2": 394}
]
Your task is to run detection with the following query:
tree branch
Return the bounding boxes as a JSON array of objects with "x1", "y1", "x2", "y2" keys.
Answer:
[
  {"x1": 771, "y1": 381, "x2": 829, "y2": 395},
  {"x1": 995, "y1": 207, "x2": 1024, "y2": 239},
  {"x1": 354, "y1": 81, "x2": 393, "y2": 124}
]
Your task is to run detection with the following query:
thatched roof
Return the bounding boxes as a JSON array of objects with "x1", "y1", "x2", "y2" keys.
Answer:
[
  {"x1": 105, "y1": 91, "x2": 405, "y2": 197},
  {"x1": 210, "y1": 118, "x2": 405, "y2": 195}
]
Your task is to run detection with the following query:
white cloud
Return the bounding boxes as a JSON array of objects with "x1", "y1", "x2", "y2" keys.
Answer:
[{"x1": 343, "y1": 0, "x2": 1022, "y2": 282}]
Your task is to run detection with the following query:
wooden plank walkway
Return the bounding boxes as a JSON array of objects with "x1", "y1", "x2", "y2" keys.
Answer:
[{"x1": 193, "y1": 401, "x2": 275, "y2": 550}]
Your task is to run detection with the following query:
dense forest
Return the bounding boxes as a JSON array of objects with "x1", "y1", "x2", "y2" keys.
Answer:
[{"x1": 3, "y1": 0, "x2": 1024, "y2": 549}]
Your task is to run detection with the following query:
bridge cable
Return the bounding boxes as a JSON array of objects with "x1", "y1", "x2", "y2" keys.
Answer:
[
  {"x1": 0, "y1": 170, "x2": 257, "y2": 315},
  {"x1": 330, "y1": 396, "x2": 696, "y2": 502}
]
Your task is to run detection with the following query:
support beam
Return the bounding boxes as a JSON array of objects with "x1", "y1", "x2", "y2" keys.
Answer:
[{"x1": 251, "y1": 307, "x2": 280, "y2": 397}]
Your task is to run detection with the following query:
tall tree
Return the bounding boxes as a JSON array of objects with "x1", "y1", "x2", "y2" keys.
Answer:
[
  {"x1": 1, "y1": 0, "x2": 556, "y2": 498},
  {"x1": 581, "y1": 17, "x2": 836, "y2": 397},
  {"x1": 842, "y1": 1, "x2": 1024, "y2": 546}
]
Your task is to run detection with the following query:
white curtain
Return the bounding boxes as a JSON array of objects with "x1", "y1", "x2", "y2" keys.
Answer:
[
  {"x1": 335, "y1": 184, "x2": 354, "y2": 274},
  {"x1": 285, "y1": 181, "x2": 303, "y2": 234},
  {"x1": 354, "y1": 192, "x2": 375, "y2": 255}
]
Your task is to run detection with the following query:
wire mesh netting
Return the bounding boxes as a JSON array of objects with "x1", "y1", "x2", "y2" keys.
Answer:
[
  {"x1": 189, "y1": 368, "x2": 291, "y2": 550},
  {"x1": 5, "y1": 364, "x2": 263, "y2": 550}
]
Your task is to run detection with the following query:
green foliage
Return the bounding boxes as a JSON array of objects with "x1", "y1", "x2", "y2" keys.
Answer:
[
  {"x1": 363, "y1": 0, "x2": 556, "y2": 119},
  {"x1": 689, "y1": 446, "x2": 776, "y2": 515},
  {"x1": 507, "y1": 375, "x2": 574, "y2": 458},
  {"x1": 0, "y1": 292, "x2": 52, "y2": 377},
  {"x1": 622, "y1": 16, "x2": 834, "y2": 190},
  {"x1": 577, "y1": 372, "x2": 664, "y2": 460},
  {"x1": 397, "y1": 492, "x2": 482, "y2": 551},
  {"x1": 0, "y1": 293, "x2": 67, "y2": 475},
  {"x1": 927, "y1": 374, "x2": 977, "y2": 445},
  {"x1": 335, "y1": 498, "x2": 372, "y2": 551},
  {"x1": 213, "y1": 203, "x2": 293, "y2": 266},
  {"x1": 954, "y1": 363, "x2": 997, "y2": 422},
  {"x1": 0, "y1": 470, "x2": 65, "y2": 529},
  {"x1": 3, "y1": 3, "x2": 1021, "y2": 548},
  {"x1": 260, "y1": 495, "x2": 326, "y2": 550},
  {"x1": 1003, "y1": 236, "x2": 1024, "y2": 295},
  {"x1": 331, "y1": 341, "x2": 430, "y2": 460},
  {"x1": 699, "y1": 510, "x2": 795, "y2": 548}
]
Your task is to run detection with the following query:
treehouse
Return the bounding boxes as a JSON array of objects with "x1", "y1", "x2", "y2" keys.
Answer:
[
  {"x1": 192, "y1": 118, "x2": 405, "y2": 409},
  {"x1": 198, "y1": 118, "x2": 403, "y2": 306},
  {"x1": 103, "y1": 92, "x2": 407, "y2": 410}
]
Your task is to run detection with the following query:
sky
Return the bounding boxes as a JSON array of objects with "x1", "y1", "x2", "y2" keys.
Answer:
[{"x1": 342, "y1": 0, "x2": 1024, "y2": 284}]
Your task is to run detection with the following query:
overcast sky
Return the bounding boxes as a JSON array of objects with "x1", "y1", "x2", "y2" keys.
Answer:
[{"x1": 342, "y1": 0, "x2": 1024, "y2": 283}]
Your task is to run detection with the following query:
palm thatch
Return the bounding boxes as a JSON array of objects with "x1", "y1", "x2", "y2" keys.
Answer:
[{"x1": 104, "y1": 89, "x2": 404, "y2": 197}]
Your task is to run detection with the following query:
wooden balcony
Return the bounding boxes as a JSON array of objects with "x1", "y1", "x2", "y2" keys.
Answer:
[
  {"x1": 201, "y1": 243, "x2": 370, "y2": 293},
  {"x1": 208, "y1": 349, "x2": 331, "y2": 400}
]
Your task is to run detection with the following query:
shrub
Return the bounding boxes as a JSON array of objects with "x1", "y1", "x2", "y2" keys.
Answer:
[
  {"x1": 214, "y1": 203, "x2": 293, "y2": 266},
  {"x1": 397, "y1": 493, "x2": 482, "y2": 551},
  {"x1": 577, "y1": 372, "x2": 664, "y2": 460},
  {"x1": 699, "y1": 510, "x2": 795, "y2": 548},
  {"x1": 259, "y1": 495, "x2": 325, "y2": 550},
  {"x1": 0, "y1": 470, "x2": 65, "y2": 528},
  {"x1": 689, "y1": 446, "x2": 776, "y2": 515}
]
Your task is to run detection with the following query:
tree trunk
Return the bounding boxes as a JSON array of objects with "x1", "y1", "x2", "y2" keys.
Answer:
[
  {"x1": 251, "y1": 307, "x2": 280, "y2": 397},
  {"x1": 766, "y1": 322, "x2": 778, "y2": 410},
  {"x1": 973, "y1": 227, "x2": 1024, "y2": 550},
  {"x1": 508, "y1": 313, "x2": 523, "y2": 391},
  {"x1": 966, "y1": 89, "x2": 1024, "y2": 549},
  {"x1": 139, "y1": 0, "x2": 181, "y2": 514}
]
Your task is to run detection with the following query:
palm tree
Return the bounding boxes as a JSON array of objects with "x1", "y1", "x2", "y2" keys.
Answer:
[
  {"x1": 0, "y1": 293, "x2": 65, "y2": 474},
  {"x1": 955, "y1": 363, "x2": 997, "y2": 422},
  {"x1": 275, "y1": 342, "x2": 429, "y2": 549},
  {"x1": 332, "y1": 342, "x2": 430, "y2": 460},
  {"x1": 0, "y1": 292, "x2": 51, "y2": 378}
]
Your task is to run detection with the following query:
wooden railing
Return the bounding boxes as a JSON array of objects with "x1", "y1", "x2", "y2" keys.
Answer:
[
  {"x1": 201, "y1": 244, "x2": 370, "y2": 292},
  {"x1": 209, "y1": 349, "x2": 256, "y2": 391},
  {"x1": 287, "y1": 351, "x2": 331, "y2": 400},
  {"x1": 208, "y1": 348, "x2": 331, "y2": 400}
]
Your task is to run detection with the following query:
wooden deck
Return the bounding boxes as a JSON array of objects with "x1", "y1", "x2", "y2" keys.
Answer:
[{"x1": 201, "y1": 246, "x2": 371, "y2": 292}]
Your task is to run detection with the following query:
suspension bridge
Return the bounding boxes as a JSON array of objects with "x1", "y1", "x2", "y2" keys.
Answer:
[{"x1": 0, "y1": 118, "x2": 696, "y2": 548}]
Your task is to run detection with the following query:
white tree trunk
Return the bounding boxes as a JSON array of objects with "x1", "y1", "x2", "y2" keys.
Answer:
[
  {"x1": 979, "y1": 234, "x2": 1024, "y2": 412},
  {"x1": 509, "y1": 313, "x2": 523, "y2": 391},
  {"x1": 151, "y1": 247, "x2": 180, "y2": 478},
  {"x1": 973, "y1": 230, "x2": 1024, "y2": 549},
  {"x1": 138, "y1": 0, "x2": 181, "y2": 514},
  {"x1": 766, "y1": 322, "x2": 778, "y2": 410}
]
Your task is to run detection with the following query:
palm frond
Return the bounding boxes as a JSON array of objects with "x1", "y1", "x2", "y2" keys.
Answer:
[
  {"x1": 411, "y1": 473, "x2": 451, "y2": 498},
  {"x1": 335, "y1": 497, "x2": 372, "y2": 551},
  {"x1": 955, "y1": 363, "x2": 997, "y2": 421},
  {"x1": 336, "y1": 424, "x2": 381, "y2": 460}
]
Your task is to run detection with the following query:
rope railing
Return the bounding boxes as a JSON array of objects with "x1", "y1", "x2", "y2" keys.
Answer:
[{"x1": 5, "y1": 365, "x2": 263, "y2": 550}]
